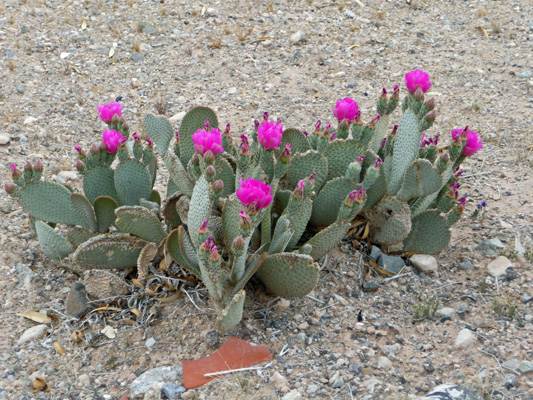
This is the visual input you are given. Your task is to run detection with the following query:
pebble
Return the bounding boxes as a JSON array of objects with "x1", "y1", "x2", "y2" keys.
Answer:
[
  {"x1": 381, "y1": 344, "x2": 401, "y2": 360},
  {"x1": 487, "y1": 256, "x2": 512, "y2": 277},
  {"x1": 17, "y1": 84, "x2": 26, "y2": 94},
  {"x1": 130, "y1": 53, "x2": 144, "y2": 63},
  {"x1": 435, "y1": 307, "x2": 455, "y2": 319},
  {"x1": 145, "y1": 338, "x2": 156, "y2": 348},
  {"x1": 290, "y1": 30, "x2": 306, "y2": 43},
  {"x1": 130, "y1": 366, "x2": 182, "y2": 397},
  {"x1": 377, "y1": 356, "x2": 392, "y2": 370},
  {"x1": 410, "y1": 254, "x2": 438, "y2": 273},
  {"x1": 344, "y1": 9, "x2": 356, "y2": 19},
  {"x1": 419, "y1": 383, "x2": 481, "y2": 399},
  {"x1": 522, "y1": 70, "x2": 532, "y2": 78},
  {"x1": 140, "y1": 22, "x2": 159, "y2": 35},
  {"x1": 454, "y1": 328, "x2": 476, "y2": 349},
  {"x1": 348, "y1": 363, "x2": 364, "y2": 374},
  {"x1": 275, "y1": 298, "x2": 291, "y2": 312},
  {"x1": 204, "y1": 330, "x2": 220, "y2": 346},
  {"x1": 78, "y1": 374, "x2": 91, "y2": 387},
  {"x1": 502, "y1": 359, "x2": 519, "y2": 370},
  {"x1": 66, "y1": 282, "x2": 93, "y2": 318},
  {"x1": 17, "y1": 324, "x2": 48, "y2": 345},
  {"x1": 0, "y1": 133, "x2": 10, "y2": 145},
  {"x1": 169, "y1": 111, "x2": 186, "y2": 124},
  {"x1": 160, "y1": 382, "x2": 185, "y2": 399},
  {"x1": 307, "y1": 384, "x2": 319, "y2": 394},
  {"x1": 504, "y1": 374, "x2": 518, "y2": 389},
  {"x1": 15, "y1": 263, "x2": 34, "y2": 289},
  {"x1": 457, "y1": 260, "x2": 474, "y2": 270},
  {"x1": 24, "y1": 116, "x2": 38, "y2": 125},
  {"x1": 332, "y1": 378, "x2": 344, "y2": 388},
  {"x1": 282, "y1": 391, "x2": 303, "y2": 400},
  {"x1": 270, "y1": 371, "x2": 290, "y2": 392},
  {"x1": 518, "y1": 361, "x2": 533, "y2": 375},
  {"x1": 475, "y1": 238, "x2": 504, "y2": 255},
  {"x1": 379, "y1": 253, "x2": 405, "y2": 274}
]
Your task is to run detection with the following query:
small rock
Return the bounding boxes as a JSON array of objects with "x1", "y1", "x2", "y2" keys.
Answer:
[
  {"x1": 282, "y1": 391, "x2": 303, "y2": 400},
  {"x1": 410, "y1": 254, "x2": 438, "y2": 273},
  {"x1": 307, "y1": 384, "x2": 319, "y2": 394},
  {"x1": 140, "y1": 22, "x2": 159, "y2": 35},
  {"x1": 24, "y1": 116, "x2": 38, "y2": 125},
  {"x1": 130, "y1": 366, "x2": 182, "y2": 397},
  {"x1": 476, "y1": 238, "x2": 504, "y2": 255},
  {"x1": 504, "y1": 374, "x2": 518, "y2": 389},
  {"x1": 419, "y1": 384, "x2": 481, "y2": 399},
  {"x1": 270, "y1": 371, "x2": 290, "y2": 393},
  {"x1": 228, "y1": 87, "x2": 237, "y2": 94},
  {"x1": 275, "y1": 298, "x2": 291, "y2": 312},
  {"x1": 332, "y1": 378, "x2": 344, "y2": 388},
  {"x1": 502, "y1": 359, "x2": 519, "y2": 370},
  {"x1": 58, "y1": 171, "x2": 77, "y2": 182},
  {"x1": 130, "y1": 53, "x2": 144, "y2": 63},
  {"x1": 377, "y1": 356, "x2": 392, "y2": 370},
  {"x1": 169, "y1": 111, "x2": 187, "y2": 124},
  {"x1": 522, "y1": 70, "x2": 532, "y2": 78},
  {"x1": 17, "y1": 84, "x2": 26, "y2": 94},
  {"x1": 381, "y1": 344, "x2": 401, "y2": 360},
  {"x1": 344, "y1": 9, "x2": 356, "y2": 19},
  {"x1": 456, "y1": 305, "x2": 470, "y2": 315},
  {"x1": 518, "y1": 361, "x2": 533, "y2": 375},
  {"x1": 139, "y1": 43, "x2": 151, "y2": 52},
  {"x1": 204, "y1": 330, "x2": 219, "y2": 347},
  {"x1": 379, "y1": 253, "x2": 405, "y2": 274},
  {"x1": 78, "y1": 374, "x2": 91, "y2": 387},
  {"x1": 435, "y1": 307, "x2": 455, "y2": 319},
  {"x1": 161, "y1": 382, "x2": 185, "y2": 399},
  {"x1": 487, "y1": 256, "x2": 512, "y2": 278},
  {"x1": 15, "y1": 263, "x2": 34, "y2": 289},
  {"x1": 454, "y1": 328, "x2": 476, "y2": 349},
  {"x1": 145, "y1": 338, "x2": 156, "y2": 348},
  {"x1": 17, "y1": 324, "x2": 48, "y2": 345},
  {"x1": 290, "y1": 30, "x2": 306, "y2": 43},
  {"x1": 349, "y1": 363, "x2": 364, "y2": 374},
  {"x1": 423, "y1": 363, "x2": 435, "y2": 373},
  {"x1": 66, "y1": 282, "x2": 93, "y2": 318},
  {"x1": 205, "y1": 8, "x2": 217, "y2": 17},
  {"x1": 0, "y1": 133, "x2": 11, "y2": 145},
  {"x1": 457, "y1": 260, "x2": 475, "y2": 270}
]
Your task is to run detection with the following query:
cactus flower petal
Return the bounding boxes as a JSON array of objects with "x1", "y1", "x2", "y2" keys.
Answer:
[
  {"x1": 236, "y1": 178, "x2": 272, "y2": 210},
  {"x1": 192, "y1": 128, "x2": 224, "y2": 155},
  {"x1": 257, "y1": 120, "x2": 283, "y2": 150},
  {"x1": 451, "y1": 128, "x2": 483, "y2": 156},
  {"x1": 405, "y1": 69, "x2": 431, "y2": 93},
  {"x1": 102, "y1": 129, "x2": 126, "y2": 154},
  {"x1": 332, "y1": 98, "x2": 359, "y2": 123},
  {"x1": 97, "y1": 102, "x2": 122, "y2": 124}
]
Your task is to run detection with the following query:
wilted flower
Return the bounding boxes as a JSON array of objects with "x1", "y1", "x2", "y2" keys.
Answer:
[
  {"x1": 97, "y1": 102, "x2": 122, "y2": 124},
  {"x1": 405, "y1": 69, "x2": 431, "y2": 93}
]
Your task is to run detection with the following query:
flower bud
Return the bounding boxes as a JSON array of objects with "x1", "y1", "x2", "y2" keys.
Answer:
[
  {"x1": 213, "y1": 179, "x2": 224, "y2": 194},
  {"x1": 111, "y1": 114, "x2": 120, "y2": 125},
  {"x1": 132, "y1": 131, "x2": 141, "y2": 145},
  {"x1": 391, "y1": 85, "x2": 400, "y2": 102},
  {"x1": 223, "y1": 123, "x2": 231, "y2": 137},
  {"x1": 208, "y1": 245, "x2": 221, "y2": 263},
  {"x1": 263, "y1": 112, "x2": 269, "y2": 121},
  {"x1": 280, "y1": 143, "x2": 291, "y2": 163},
  {"x1": 413, "y1": 86, "x2": 424, "y2": 102},
  {"x1": 74, "y1": 145, "x2": 84, "y2": 156},
  {"x1": 232, "y1": 236, "x2": 245, "y2": 251},
  {"x1": 294, "y1": 179, "x2": 305, "y2": 200},
  {"x1": 191, "y1": 153, "x2": 200, "y2": 166},
  {"x1": 314, "y1": 120, "x2": 321, "y2": 133},
  {"x1": 10, "y1": 164, "x2": 22, "y2": 180},
  {"x1": 198, "y1": 219, "x2": 209, "y2": 235},
  {"x1": 424, "y1": 97, "x2": 435, "y2": 111},
  {"x1": 200, "y1": 237, "x2": 214, "y2": 253},
  {"x1": 302, "y1": 131, "x2": 309, "y2": 136},
  {"x1": 4, "y1": 182, "x2": 15, "y2": 195},
  {"x1": 372, "y1": 157, "x2": 382, "y2": 171},
  {"x1": 307, "y1": 173, "x2": 316, "y2": 187},
  {"x1": 380, "y1": 87, "x2": 388, "y2": 100},
  {"x1": 146, "y1": 137, "x2": 153, "y2": 149},
  {"x1": 239, "y1": 210, "x2": 252, "y2": 230},
  {"x1": 205, "y1": 165, "x2": 216, "y2": 178},
  {"x1": 349, "y1": 188, "x2": 365, "y2": 204},
  {"x1": 203, "y1": 120, "x2": 210, "y2": 131},
  {"x1": 203, "y1": 150, "x2": 215, "y2": 165},
  {"x1": 24, "y1": 161, "x2": 32, "y2": 173},
  {"x1": 76, "y1": 160, "x2": 86, "y2": 172},
  {"x1": 33, "y1": 159, "x2": 43, "y2": 173},
  {"x1": 175, "y1": 131, "x2": 180, "y2": 145},
  {"x1": 380, "y1": 137, "x2": 387, "y2": 151},
  {"x1": 90, "y1": 142, "x2": 100, "y2": 156},
  {"x1": 254, "y1": 119, "x2": 260, "y2": 131},
  {"x1": 121, "y1": 122, "x2": 129, "y2": 133},
  {"x1": 368, "y1": 114, "x2": 381, "y2": 129}
]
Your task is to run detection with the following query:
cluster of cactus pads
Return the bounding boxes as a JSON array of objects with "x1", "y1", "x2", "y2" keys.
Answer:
[{"x1": 5, "y1": 70, "x2": 481, "y2": 330}]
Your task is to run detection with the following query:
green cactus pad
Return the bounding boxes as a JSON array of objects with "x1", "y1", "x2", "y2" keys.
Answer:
[
  {"x1": 70, "y1": 193, "x2": 98, "y2": 232},
  {"x1": 256, "y1": 253, "x2": 318, "y2": 298},
  {"x1": 139, "y1": 199, "x2": 160, "y2": 212},
  {"x1": 278, "y1": 128, "x2": 312, "y2": 156},
  {"x1": 115, "y1": 206, "x2": 167, "y2": 243},
  {"x1": 215, "y1": 156, "x2": 236, "y2": 197},
  {"x1": 72, "y1": 233, "x2": 147, "y2": 270},
  {"x1": 147, "y1": 155, "x2": 157, "y2": 187},
  {"x1": 163, "y1": 152, "x2": 194, "y2": 197},
  {"x1": 188, "y1": 175, "x2": 212, "y2": 248},
  {"x1": 324, "y1": 139, "x2": 364, "y2": 180},
  {"x1": 363, "y1": 166, "x2": 387, "y2": 211},
  {"x1": 66, "y1": 226, "x2": 100, "y2": 247},
  {"x1": 166, "y1": 227, "x2": 200, "y2": 277},
  {"x1": 149, "y1": 190, "x2": 161, "y2": 206},
  {"x1": 20, "y1": 181, "x2": 87, "y2": 227},
  {"x1": 403, "y1": 210, "x2": 451, "y2": 254},
  {"x1": 93, "y1": 196, "x2": 118, "y2": 232},
  {"x1": 367, "y1": 115, "x2": 389, "y2": 153},
  {"x1": 270, "y1": 216, "x2": 293, "y2": 254},
  {"x1": 166, "y1": 175, "x2": 180, "y2": 198},
  {"x1": 82, "y1": 166, "x2": 119, "y2": 204},
  {"x1": 286, "y1": 150, "x2": 328, "y2": 192},
  {"x1": 286, "y1": 198, "x2": 313, "y2": 251},
  {"x1": 222, "y1": 195, "x2": 244, "y2": 250},
  {"x1": 215, "y1": 290, "x2": 245, "y2": 332},
  {"x1": 230, "y1": 252, "x2": 268, "y2": 300},
  {"x1": 114, "y1": 159, "x2": 153, "y2": 206},
  {"x1": 389, "y1": 109, "x2": 422, "y2": 194},
  {"x1": 303, "y1": 221, "x2": 351, "y2": 261},
  {"x1": 366, "y1": 196, "x2": 412, "y2": 246},
  {"x1": 411, "y1": 164, "x2": 454, "y2": 217},
  {"x1": 143, "y1": 113, "x2": 174, "y2": 156},
  {"x1": 161, "y1": 192, "x2": 182, "y2": 229},
  {"x1": 179, "y1": 106, "x2": 218, "y2": 167},
  {"x1": 35, "y1": 220, "x2": 75, "y2": 260},
  {"x1": 274, "y1": 190, "x2": 292, "y2": 216},
  {"x1": 396, "y1": 159, "x2": 442, "y2": 201},
  {"x1": 310, "y1": 178, "x2": 357, "y2": 226}
]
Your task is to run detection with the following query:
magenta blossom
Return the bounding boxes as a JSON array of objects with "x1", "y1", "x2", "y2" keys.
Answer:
[
  {"x1": 405, "y1": 69, "x2": 431, "y2": 93},
  {"x1": 257, "y1": 120, "x2": 283, "y2": 150},
  {"x1": 236, "y1": 178, "x2": 273, "y2": 211},
  {"x1": 332, "y1": 98, "x2": 359, "y2": 123},
  {"x1": 192, "y1": 128, "x2": 224, "y2": 155},
  {"x1": 451, "y1": 128, "x2": 483, "y2": 156},
  {"x1": 97, "y1": 102, "x2": 122, "y2": 124},
  {"x1": 102, "y1": 129, "x2": 126, "y2": 154}
]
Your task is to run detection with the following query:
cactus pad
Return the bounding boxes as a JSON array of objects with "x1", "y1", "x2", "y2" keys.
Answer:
[
  {"x1": 188, "y1": 175, "x2": 212, "y2": 248},
  {"x1": 73, "y1": 233, "x2": 147, "y2": 270},
  {"x1": 166, "y1": 227, "x2": 200, "y2": 277},
  {"x1": 163, "y1": 152, "x2": 194, "y2": 197},
  {"x1": 115, "y1": 206, "x2": 167, "y2": 243},
  {"x1": 403, "y1": 210, "x2": 451, "y2": 254},
  {"x1": 161, "y1": 192, "x2": 183, "y2": 229},
  {"x1": 222, "y1": 195, "x2": 244, "y2": 249},
  {"x1": 82, "y1": 166, "x2": 119, "y2": 204},
  {"x1": 366, "y1": 196, "x2": 412, "y2": 246},
  {"x1": 286, "y1": 150, "x2": 328, "y2": 192},
  {"x1": 367, "y1": 115, "x2": 389, "y2": 153},
  {"x1": 256, "y1": 253, "x2": 318, "y2": 298},
  {"x1": 143, "y1": 113, "x2": 174, "y2": 156},
  {"x1": 179, "y1": 106, "x2": 218, "y2": 166},
  {"x1": 310, "y1": 178, "x2": 357, "y2": 226},
  {"x1": 324, "y1": 139, "x2": 364, "y2": 180},
  {"x1": 286, "y1": 198, "x2": 313, "y2": 251},
  {"x1": 93, "y1": 196, "x2": 118, "y2": 232},
  {"x1": 363, "y1": 166, "x2": 387, "y2": 211},
  {"x1": 396, "y1": 159, "x2": 442, "y2": 201},
  {"x1": 215, "y1": 156, "x2": 236, "y2": 197},
  {"x1": 278, "y1": 128, "x2": 312, "y2": 156},
  {"x1": 215, "y1": 290, "x2": 245, "y2": 331},
  {"x1": 303, "y1": 221, "x2": 351, "y2": 261},
  {"x1": 35, "y1": 221, "x2": 75, "y2": 260},
  {"x1": 66, "y1": 226, "x2": 99, "y2": 247},
  {"x1": 114, "y1": 159, "x2": 153, "y2": 206},
  {"x1": 70, "y1": 193, "x2": 98, "y2": 232}
]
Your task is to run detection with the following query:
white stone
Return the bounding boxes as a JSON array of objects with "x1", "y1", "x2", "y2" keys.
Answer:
[
  {"x1": 58, "y1": 171, "x2": 77, "y2": 181},
  {"x1": 377, "y1": 356, "x2": 392, "y2": 370},
  {"x1": 130, "y1": 366, "x2": 182, "y2": 397},
  {"x1": 270, "y1": 371, "x2": 290, "y2": 393},
  {"x1": 228, "y1": 87, "x2": 237, "y2": 94},
  {"x1": 487, "y1": 256, "x2": 512, "y2": 278},
  {"x1": 24, "y1": 116, "x2": 38, "y2": 125},
  {"x1": 0, "y1": 133, "x2": 10, "y2": 145},
  {"x1": 275, "y1": 298, "x2": 290, "y2": 312},
  {"x1": 435, "y1": 307, "x2": 455, "y2": 318},
  {"x1": 410, "y1": 254, "x2": 438, "y2": 273},
  {"x1": 78, "y1": 374, "x2": 91, "y2": 387},
  {"x1": 454, "y1": 328, "x2": 476, "y2": 349},
  {"x1": 17, "y1": 324, "x2": 48, "y2": 345},
  {"x1": 169, "y1": 111, "x2": 186, "y2": 124},
  {"x1": 282, "y1": 391, "x2": 303, "y2": 400},
  {"x1": 290, "y1": 30, "x2": 306, "y2": 43}
]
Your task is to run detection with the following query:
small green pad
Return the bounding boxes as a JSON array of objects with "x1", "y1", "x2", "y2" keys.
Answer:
[
  {"x1": 286, "y1": 150, "x2": 328, "y2": 192},
  {"x1": 221, "y1": 195, "x2": 244, "y2": 250},
  {"x1": 82, "y1": 166, "x2": 119, "y2": 204},
  {"x1": 363, "y1": 166, "x2": 387, "y2": 211},
  {"x1": 215, "y1": 290, "x2": 245, "y2": 332},
  {"x1": 71, "y1": 193, "x2": 98, "y2": 232},
  {"x1": 403, "y1": 210, "x2": 451, "y2": 254},
  {"x1": 303, "y1": 221, "x2": 351, "y2": 261},
  {"x1": 20, "y1": 181, "x2": 86, "y2": 227},
  {"x1": 161, "y1": 192, "x2": 182, "y2": 229},
  {"x1": 396, "y1": 159, "x2": 442, "y2": 201},
  {"x1": 256, "y1": 253, "x2": 318, "y2": 298},
  {"x1": 35, "y1": 220, "x2": 75, "y2": 260},
  {"x1": 310, "y1": 178, "x2": 357, "y2": 227},
  {"x1": 286, "y1": 198, "x2": 313, "y2": 251},
  {"x1": 115, "y1": 206, "x2": 167, "y2": 243},
  {"x1": 73, "y1": 233, "x2": 147, "y2": 270},
  {"x1": 114, "y1": 159, "x2": 153, "y2": 206},
  {"x1": 366, "y1": 196, "x2": 412, "y2": 246},
  {"x1": 277, "y1": 128, "x2": 312, "y2": 157},
  {"x1": 188, "y1": 175, "x2": 212, "y2": 248},
  {"x1": 66, "y1": 226, "x2": 100, "y2": 248},
  {"x1": 367, "y1": 115, "x2": 389, "y2": 153},
  {"x1": 166, "y1": 227, "x2": 200, "y2": 277},
  {"x1": 179, "y1": 106, "x2": 219, "y2": 167},
  {"x1": 94, "y1": 196, "x2": 118, "y2": 232},
  {"x1": 324, "y1": 139, "x2": 364, "y2": 180},
  {"x1": 163, "y1": 152, "x2": 194, "y2": 197},
  {"x1": 143, "y1": 113, "x2": 174, "y2": 156},
  {"x1": 215, "y1": 156, "x2": 236, "y2": 197}
]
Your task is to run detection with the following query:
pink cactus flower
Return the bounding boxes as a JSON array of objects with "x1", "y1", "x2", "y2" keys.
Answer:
[
  {"x1": 10, "y1": 164, "x2": 17, "y2": 174},
  {"x1": 332, "y1": 98, "x2": 359, "y2": 123},
  {"x1": 192, "y1": 128, "x2": 224, "y2": 155},
  {"x1": 451, "y1": 128, "x2": 483, "y2": 156},
  {"x1": 257, "y1": 120, "x2": 283, "y2": 150},
  {"x1": 97, "y1": 102, "x2": 122, "y2": 124},
  {"x1": 236, "y1": 178, "x2": 273, "y2": 211},
  {"x1": 102, "y1": 129, "x2": 126, "y2": 154},
  {"x1": 405, "y1": 69, "x2": 431, "y2": 93}
]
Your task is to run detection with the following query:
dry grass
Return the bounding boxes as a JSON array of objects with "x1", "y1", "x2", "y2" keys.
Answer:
[
  {"x1": 132, "y1": 39, "x2": 141, "y2": 53},
  {"x1": 6, "y1": 60, "x2": 15, "y2": 72},
  {"x1": 490, "y1": 19, "x2": 502, "y2": 34},
  {"x1": 208, "y1": 36, "x2": 222, "y2": 49},
  {"x1": 235, "y1": 25, "x2": 252, "y2": 42},
  {"x1": 477, "y1": 6, "x2": 488, "y2": 17}
]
